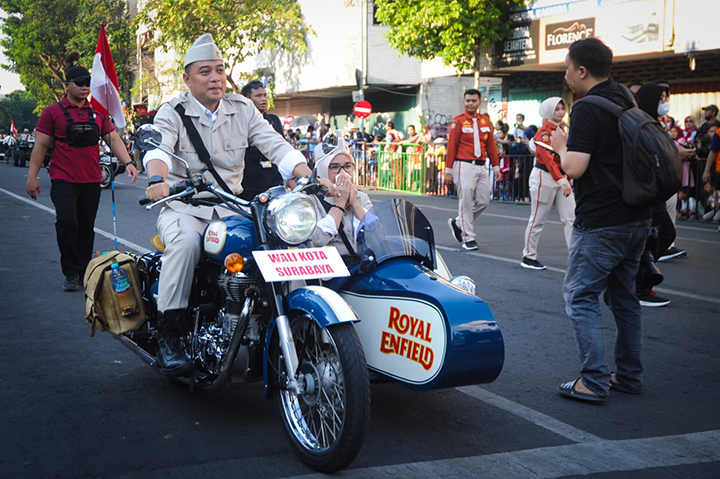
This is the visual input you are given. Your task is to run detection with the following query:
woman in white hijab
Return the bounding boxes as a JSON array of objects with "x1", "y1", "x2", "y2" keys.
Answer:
[
  {"x1": 520, "y1": 97, "x2": 575, "y2": 271},
  {"x1": 310, "y1": 133, "x2": 373, "y2": 258}
]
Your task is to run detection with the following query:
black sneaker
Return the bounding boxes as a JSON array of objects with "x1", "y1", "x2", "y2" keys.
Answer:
[
  {"x1": 657, "y1": 247, "x2": 686, "y2": 262},
  {"x1": 638, "y1": 290, "x2": 671, "y2": 307},
  {"x1": 462, "y1": 240, "x2": 478, "y2": 251},
  {"x1": 521, "y1": 257, "x2": 546, "y2": 270},
  {"x1": 63, "y1": 273, "x2": 80, "y2": 291},
  {"x1": 447, "y1": 218, "x2": 462, "y2": 243}
]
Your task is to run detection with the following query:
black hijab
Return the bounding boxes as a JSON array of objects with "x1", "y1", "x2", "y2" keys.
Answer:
[{"x1": 635, "y1": 83, "x2": 669, "y2": 118}]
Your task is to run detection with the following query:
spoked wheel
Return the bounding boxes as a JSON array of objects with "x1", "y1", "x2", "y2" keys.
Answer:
[
  {"x1": 273, "y1": 317, "x2": 370, "y2": 473},
  {"x1": 100, "y1": 163, "x2": 112, "y2": 189}
]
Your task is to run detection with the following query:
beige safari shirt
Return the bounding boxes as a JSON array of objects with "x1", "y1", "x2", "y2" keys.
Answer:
[{"x1": 148, "y1": 91, "x2": 304, "y2": 219}]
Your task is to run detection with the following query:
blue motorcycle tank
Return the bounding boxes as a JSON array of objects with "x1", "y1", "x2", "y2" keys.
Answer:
[
  {"x1": 339, "y1": 258, "x2": 504, "y2": 391},
  {"x1": 202, "y1": 216, "x2": 257, "y2": 264}
]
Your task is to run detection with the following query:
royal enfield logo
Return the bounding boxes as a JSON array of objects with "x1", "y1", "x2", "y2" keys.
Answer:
[{"x1": 546, "y1": 18, "x2": 595, "y2": 51}]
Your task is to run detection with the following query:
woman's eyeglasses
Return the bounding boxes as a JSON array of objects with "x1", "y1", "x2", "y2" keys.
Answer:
[
  {"x1": 685, "y1": 119, "x2": 695, "y2": 123},
  {"x1": 329, "y1": 163, "x2": 354, "y2": 173}
]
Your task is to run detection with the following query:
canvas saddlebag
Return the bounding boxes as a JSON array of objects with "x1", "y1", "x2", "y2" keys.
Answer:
[{"x1": 83, "y1": 251, "x2": 145, "y2": 336}]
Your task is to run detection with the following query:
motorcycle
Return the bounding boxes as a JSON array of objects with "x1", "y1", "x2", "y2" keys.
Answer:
[
  {"x1": 11, "y1": 137, "x2": 34, "y2": 167},
  {"x1": 116, "y1": 124, "x2": 370, "y2": 473},
  {"x1": 99, "y1": 154, "x2": 126, "y2": 189}
]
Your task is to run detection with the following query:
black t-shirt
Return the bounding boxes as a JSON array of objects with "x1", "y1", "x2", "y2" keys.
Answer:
[
  {"x1": 567, "y1": 79, "x2": 652, "y2": 228},
  {"x1": 240, "y1": 112, "x2": 284, "y2": 200}
]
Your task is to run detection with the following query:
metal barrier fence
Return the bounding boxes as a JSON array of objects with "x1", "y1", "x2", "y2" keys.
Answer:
[{"x1": 345, "y1": 141, "x2": 534, "y2": 201}]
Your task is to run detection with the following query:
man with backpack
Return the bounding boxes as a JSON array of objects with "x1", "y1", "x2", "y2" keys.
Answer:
[{"x1": 550, "y1": 38, "x2": 653, "y2": 403}]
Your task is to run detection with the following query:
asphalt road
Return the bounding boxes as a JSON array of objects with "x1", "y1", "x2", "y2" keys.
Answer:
[{"x1": 1, "y1": 162, "x2": 719, "y2": 479}]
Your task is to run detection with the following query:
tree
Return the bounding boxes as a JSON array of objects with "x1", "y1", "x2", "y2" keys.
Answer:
[
  {"x1": 0, "y1": 0, "x2": 134, "y2": 110},
  {"x1": 374, "y1": 0, "x2": 523, "y2": 87},
  {"x1": 136, "y1": 0, "x2": 313, "y2": 93},
  {"x1": 0, "y1": 90, "x2": 38, "y2": 131}
]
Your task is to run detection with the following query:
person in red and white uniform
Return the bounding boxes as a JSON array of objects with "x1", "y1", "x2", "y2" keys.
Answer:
[
  {"x1": 521, "y1": 97, "x2": 575, "y2": 270},
  {"x1": 444, "y1": 88, "x2": 499, "y2": 251}
]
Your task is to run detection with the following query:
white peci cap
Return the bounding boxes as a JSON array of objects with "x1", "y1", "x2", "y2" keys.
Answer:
[{"x1": 184, "y1": 33, "x2": 224, "y2": 68}]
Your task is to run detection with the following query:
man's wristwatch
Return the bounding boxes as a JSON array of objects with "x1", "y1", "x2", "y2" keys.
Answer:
[
  {"x1": 148, "y1": 175, "x2": 165, "y2": 186},
  {"x1": 125, "y1": 159, "x2": 137, "y2": 168}
]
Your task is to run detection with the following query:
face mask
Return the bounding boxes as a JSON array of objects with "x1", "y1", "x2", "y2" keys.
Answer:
[{"x1": 658, "y1": 102, "x2": 670, "y2": 117}]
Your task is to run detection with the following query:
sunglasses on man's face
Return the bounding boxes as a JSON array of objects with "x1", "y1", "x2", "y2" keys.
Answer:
[
  {"x1": 70, "y1": 78, "x2": 91, "y2": 87},
  {"x1": 328, "y1": 163, "x2": 354, "y2": 173}
]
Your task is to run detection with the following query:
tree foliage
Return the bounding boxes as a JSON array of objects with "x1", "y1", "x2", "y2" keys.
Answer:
[
  {"x1": 374, "y1": 0, "x2": 523, "y2": 75},
  {"x1": 0, "y1": 0, "x2": 134, "y2": 109},
  {"x1": 136, "y1": 0, "x2": 312, "y2": 93},
  {"x1": 0, "y1": 90, "x2": 37, "y2": 131}
]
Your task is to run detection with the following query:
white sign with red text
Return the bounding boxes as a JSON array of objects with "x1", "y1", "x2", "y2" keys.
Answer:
[
  {"x1": 252, "y1": 247, "x2": 350, "y2": 282},
  {"x1": 341, "y1": 292, "x2": 447, "y2": 385}
]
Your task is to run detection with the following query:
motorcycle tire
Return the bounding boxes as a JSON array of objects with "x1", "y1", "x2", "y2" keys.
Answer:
[
  {"x1": 13, "y1": 151, "x2": 19, "y2": 167},
  {"x1": 18, "y1": 150, "x2": 27, "y2": 167},
  {"x1": 272, "y1": 317, "x2": 370, "y2": 473},
  {"x1": 100, "y1": 163, "x2": 112, "y2": 189}
]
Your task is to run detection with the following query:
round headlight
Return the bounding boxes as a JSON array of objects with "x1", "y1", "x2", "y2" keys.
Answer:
[{"x1": 265, "y1": 193, "x2": 317, "y2": 245}]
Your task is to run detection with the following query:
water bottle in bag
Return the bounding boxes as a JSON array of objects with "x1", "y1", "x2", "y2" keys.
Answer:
[{"x1": 110, "y1": 263, "x2": 136, "y2": 316}]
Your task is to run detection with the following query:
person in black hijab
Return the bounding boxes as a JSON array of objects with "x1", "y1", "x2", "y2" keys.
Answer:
[{"x1": 632, "y1": 83, "x2": 691, "y2": 306}]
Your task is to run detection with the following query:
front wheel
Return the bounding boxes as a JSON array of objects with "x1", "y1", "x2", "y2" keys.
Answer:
[
  {"x1": 100, "y1": 163, "x2": 112, "y2": 189},
  {"x1": 272, "y1": 317, "x2": 370, "y2": 473},
  {"x1": 18, "y1": 150, "x2": 27, "y2": 167}
]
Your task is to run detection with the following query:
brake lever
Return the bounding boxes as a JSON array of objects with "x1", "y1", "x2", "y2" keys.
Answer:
[{"x1": 144, "y1": 188, "x2": 197, "y2": 210}]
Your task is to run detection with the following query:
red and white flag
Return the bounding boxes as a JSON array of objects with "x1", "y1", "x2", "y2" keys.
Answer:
[
  {"x1": 10, "y1": 118, "x2": 18, "y2": 136},
  {"x1": 90, "y1": 24, "x2": 126, "y2": 128}
]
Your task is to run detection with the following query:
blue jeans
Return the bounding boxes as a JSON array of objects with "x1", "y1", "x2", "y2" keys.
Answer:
[{"x1": 563, "y1": 219, "x2": 651, "y2": 396}]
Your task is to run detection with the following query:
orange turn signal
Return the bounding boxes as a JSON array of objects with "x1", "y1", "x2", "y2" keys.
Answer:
[{"x1": 224, "y1": 253, "x2": 245, "y2": 273}]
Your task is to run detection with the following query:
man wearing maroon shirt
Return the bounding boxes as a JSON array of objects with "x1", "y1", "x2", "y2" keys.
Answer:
[
  {"x1": 26, "y1": 66, "x2": 137, "y2": 291},
  {"x1": 444, "y1": 88, "x2": 500, "y2": 251}
]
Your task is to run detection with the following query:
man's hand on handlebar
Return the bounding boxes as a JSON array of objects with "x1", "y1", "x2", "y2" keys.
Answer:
[{"x1": 145, "y1": 182, "x2": 171, "y2": 202}]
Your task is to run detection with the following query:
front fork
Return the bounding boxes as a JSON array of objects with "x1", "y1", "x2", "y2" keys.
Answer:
[{"x1": 272, "y1": 284, "x2": 304, "y2": 395}]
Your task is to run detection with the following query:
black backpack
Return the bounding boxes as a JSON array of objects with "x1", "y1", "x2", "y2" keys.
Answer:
[{"x1": 575, "y1": 85, "x2": 682, "y2": 207}]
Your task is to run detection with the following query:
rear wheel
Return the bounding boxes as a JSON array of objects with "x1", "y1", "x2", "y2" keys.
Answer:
[
  {"x1": 272, "y1": 317, "x2": 370, "y2": 473},
  {"x1": 18, "y1": 150, "x2": 27, "y2": 167},
  {"x1": 100, "y1": 163, "x2": 112, "y2": 189}
]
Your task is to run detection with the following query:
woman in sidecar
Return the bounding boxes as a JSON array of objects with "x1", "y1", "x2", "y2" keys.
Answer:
[
  {"x1": 309, "y1": 133, "x2": 374, "y2": 261},
  {"x1": 310, "y1": 134, "x2": 505, "y2": 392}
]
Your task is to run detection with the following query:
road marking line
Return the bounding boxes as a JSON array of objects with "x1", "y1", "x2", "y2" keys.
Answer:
[
  {"x1": 436, "y1": 245, "x2": 720, "y2": 305},
  {"x1": 288, "y1": 429, "x2": 720, "y2": 479},
  {"x1": 0, "y1": 187, "x2": 151, "y2": 254},
  {"x1": 458, "y1": 385, "x2": 603, "y2": 443}
]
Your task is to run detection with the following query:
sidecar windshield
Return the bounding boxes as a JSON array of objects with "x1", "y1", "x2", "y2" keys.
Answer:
[{"x1": 355, "y1": 198, "x2": 435, "y2": 269}]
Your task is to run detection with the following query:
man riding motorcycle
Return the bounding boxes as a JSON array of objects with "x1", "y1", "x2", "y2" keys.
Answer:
[{"x1": 142, "y1": 33, "x2": 326, "y2": 375}]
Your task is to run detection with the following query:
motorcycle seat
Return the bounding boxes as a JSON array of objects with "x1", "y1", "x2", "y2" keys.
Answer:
[{"x1": 150, "y1": 235, "x2": 166, "y2": 253}]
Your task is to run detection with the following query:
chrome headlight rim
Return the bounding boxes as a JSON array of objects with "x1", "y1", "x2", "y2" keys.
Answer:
[{"x1": 265, "y1": 193, "x2": 317, "y2": 245}]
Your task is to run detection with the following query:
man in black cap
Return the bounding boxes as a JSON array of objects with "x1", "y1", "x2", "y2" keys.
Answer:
[
  {"x1": 697, "y1": 104, "x2": 719, "y2": 139},
  {"x1": 239, "y1": 79, "x2": 284, "y2": 200},
  {"x1": 26, "y1": 65, "x2": 138, "y2": 291}
]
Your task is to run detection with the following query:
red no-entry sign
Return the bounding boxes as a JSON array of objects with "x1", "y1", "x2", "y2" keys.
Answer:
[{"x1": 353, "y1": 100, "x2": 372, "y2": 119}]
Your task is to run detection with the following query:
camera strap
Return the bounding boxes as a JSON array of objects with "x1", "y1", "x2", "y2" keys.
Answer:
[{"x1": 174, "y1": 103, "x2": 232, "y2": 194}]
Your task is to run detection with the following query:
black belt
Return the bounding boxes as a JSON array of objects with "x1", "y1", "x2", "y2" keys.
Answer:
[
  {"x1": 457, "y1": 159, "x2": 485, "y2": 166},
  {"x1": 535, "y1": 161, "x2": 566, "y2": 176}
]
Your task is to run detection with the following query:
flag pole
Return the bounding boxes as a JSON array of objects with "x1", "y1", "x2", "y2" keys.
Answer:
[{"x1": 101, "y1": 23, "x2": 118, "y2": 250}]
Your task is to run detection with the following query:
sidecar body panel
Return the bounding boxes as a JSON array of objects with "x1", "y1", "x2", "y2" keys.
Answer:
[{"x1": 340, "y1": 259, "x2": 504, "y2": 391}]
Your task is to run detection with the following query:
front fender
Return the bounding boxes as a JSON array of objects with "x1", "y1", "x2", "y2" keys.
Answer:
[{"x1": 285, "y1": 285, "x2": 359, "y2": 327}]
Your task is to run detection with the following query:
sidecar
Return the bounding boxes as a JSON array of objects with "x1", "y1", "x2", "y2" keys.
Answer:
[{"x1": 333, "y1": 199, "x2": 504, "y2": 391}]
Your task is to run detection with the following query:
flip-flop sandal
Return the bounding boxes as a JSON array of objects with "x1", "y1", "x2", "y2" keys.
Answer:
[
  {"x1": 610, "y1": 374, "x2": 643, "y2": 395},
  {"x1": 557, "y1": 378, "x2": 606, "y2": 403}
]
